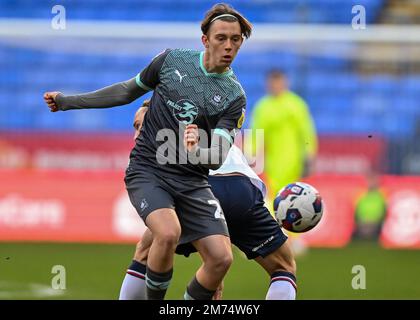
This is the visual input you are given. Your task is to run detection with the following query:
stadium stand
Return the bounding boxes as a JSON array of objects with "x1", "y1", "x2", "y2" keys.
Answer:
[
  {"x1": 1, "y1": 0, "x2": 419, "y2": 172},
  {"x1": 0, "y1": 0, "x2": 385, "y2": 23}
]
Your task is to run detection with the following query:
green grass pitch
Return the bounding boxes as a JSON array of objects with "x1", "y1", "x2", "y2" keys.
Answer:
[{"x1": 0, "y1": 241, "x2": 419, "y2": 299}]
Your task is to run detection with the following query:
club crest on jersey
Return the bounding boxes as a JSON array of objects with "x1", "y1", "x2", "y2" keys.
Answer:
[
  {"x1": 213, "y1": 94, "x2": 221, "y2": 103},
  {"x1": 167, "y1": 99, "x2": 198, "y2": 124},
  {"x1": 209, "y1": 93, "x2": 226, "y2": 107}
]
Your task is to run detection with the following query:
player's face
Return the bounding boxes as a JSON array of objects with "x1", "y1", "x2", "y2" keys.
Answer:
[
  {"x1": 203, "y1": 20, "x2": 243, "y2": 72},
  {"x1": 133, "y1": 107, "x2": 148, "y2": 140},
  {"x1": 268, "y1": 76, "x2": 287, "y2": 96}
]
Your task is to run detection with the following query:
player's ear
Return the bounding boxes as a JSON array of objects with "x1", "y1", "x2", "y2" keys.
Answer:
[{"x1": 202, "y1": 34, "x2": 209, "y2": 48}]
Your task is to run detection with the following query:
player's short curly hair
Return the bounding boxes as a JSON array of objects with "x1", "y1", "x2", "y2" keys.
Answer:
[{"x1": 201, "y1": 3, "x2": 252, "y2": 39}]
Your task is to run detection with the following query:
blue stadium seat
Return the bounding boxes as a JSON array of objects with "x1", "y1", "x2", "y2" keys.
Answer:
[
  {"x1": 360, "y1": 75, "x2": 398, "y2": 95},
  {"x1": 393, "y1": 95, "x2": 420, "y2": 116},
  {"x1": 0, "y1": 0, "x2": 411, "y2": 138},
  {"x1": 382, "y1": 114, "x2": 415, "y2": 137},
  {"x1": 0, "y1": 0, "x2": 385, "y2": 23},
  {"x1": 353, "y1": 92, "x2": 389, "y2": 116},
  {"x1": 399, "y1": 76, "x2": 420, "y2": 95},
  {"x1": 0, "y1": 40, "x2": 413, "y2": 138}
]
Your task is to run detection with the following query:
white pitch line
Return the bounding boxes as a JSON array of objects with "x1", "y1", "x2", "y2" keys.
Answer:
[{"x1": 0, "y1": 281, "x2": 67, "y2": 299}]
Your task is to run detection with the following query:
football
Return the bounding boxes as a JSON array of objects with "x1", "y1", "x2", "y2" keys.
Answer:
[{"x1": 273, "y1": 182, "x2": 323, "y2": 233}]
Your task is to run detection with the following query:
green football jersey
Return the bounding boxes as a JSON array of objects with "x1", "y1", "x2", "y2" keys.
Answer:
[{"x1": 130, "y1": 49, "x2": 246, "y2": 180}]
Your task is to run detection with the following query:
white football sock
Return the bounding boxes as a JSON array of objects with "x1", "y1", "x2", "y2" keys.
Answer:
[
  {"x1": 119, "y1": 260, "x2": 146, "y2": 300},
  {"x1": 266, "y1": 271, "x2": 297, "y2": 300}
]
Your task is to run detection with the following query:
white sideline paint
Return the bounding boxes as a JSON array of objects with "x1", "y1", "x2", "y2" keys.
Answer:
[{"x1": 0, "y1": 281, "x2": 66, "y2": 298}]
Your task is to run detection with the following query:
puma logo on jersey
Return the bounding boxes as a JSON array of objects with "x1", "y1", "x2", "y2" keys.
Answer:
[{"x1": 174, "y1": 70, "x2": 187, "y2": 82}]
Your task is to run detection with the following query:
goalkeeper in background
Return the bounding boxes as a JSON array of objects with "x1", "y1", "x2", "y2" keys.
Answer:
[
  {"x1": 248, "y1": 70, "x2": 318, "y2": 255},
  {"x1": 249, "y1": 69, "x2": 318, "y2": 204}
]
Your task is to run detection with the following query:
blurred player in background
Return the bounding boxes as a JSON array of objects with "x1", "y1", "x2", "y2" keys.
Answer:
[
  {"x1": 353, "y1": 169, "x2": 387, "y2": 241},
  {"x1": 43, "y1": 3, "x2": 252, "y2": 300},
  {"x1": 119, "y1": 102, "x2": 297, "y2": 300},
  {"x1": 250, "y1": 69, "x2": 318, "y2": 203},
  {"x1": 248, "y1": 69, "x2": 318, "y2": 256}
]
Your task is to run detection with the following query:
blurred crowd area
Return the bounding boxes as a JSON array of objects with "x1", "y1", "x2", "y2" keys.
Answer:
[
  {"x1": 1, "y1": 0, "x2": 419, "y2": 175},
  {"x1": 0, "y1": 1, "x2": 419, "y2": 248}
]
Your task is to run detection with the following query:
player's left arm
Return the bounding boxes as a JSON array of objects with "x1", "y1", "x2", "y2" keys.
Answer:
[{"x1": 185, "y1": 96, "x2": 246, "y2": 170}]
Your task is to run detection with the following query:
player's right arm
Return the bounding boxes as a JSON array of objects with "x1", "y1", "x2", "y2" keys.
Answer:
[
  {"x1": 185, "y1": 96, "x2": 246, "y2": 170},
  {"x1": 43, "y1": 49, "x2": 170, "y2": 112},
  {"x1": 43, "y1": 78, "x2": 145, "y2": 112}
]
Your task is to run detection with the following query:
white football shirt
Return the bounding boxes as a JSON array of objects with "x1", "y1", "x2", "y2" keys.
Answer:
[{"x1": 209, "y1": 145, "x2": 267, "y2": 198}]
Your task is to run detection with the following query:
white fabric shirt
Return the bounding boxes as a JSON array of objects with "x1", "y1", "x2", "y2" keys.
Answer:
[{"x1": 209, "y1": 145, "x2": 267, "y2": 198}]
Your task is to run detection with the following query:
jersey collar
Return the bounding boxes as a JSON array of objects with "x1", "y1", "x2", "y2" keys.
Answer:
[{"x1": 200, "y1": 51, "x2": 233, "y2": 78}]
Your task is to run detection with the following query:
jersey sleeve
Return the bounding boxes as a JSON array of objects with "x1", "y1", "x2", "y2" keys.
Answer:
[
  {"x1": 55, "y1": 78, "x2": 146, "y2": 111},
  {"x1": 135, "y1": 49, "x2": 171, "y2": 91},
  {"x1": 214, "y1": 95, "x2": 246, "y2": 144}
]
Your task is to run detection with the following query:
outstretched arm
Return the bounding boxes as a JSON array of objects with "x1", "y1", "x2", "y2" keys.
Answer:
[
  {"x1": 44, "y1": 78, "x2": 147, "y2": 112},
  {"x1": 44, "y1": 49, "x2": 171, "y2": 112}
]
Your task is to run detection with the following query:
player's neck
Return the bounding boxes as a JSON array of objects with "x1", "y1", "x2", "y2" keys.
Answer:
[{"x1": 202, "y1": 52, "x2": 229, "y2": 74}]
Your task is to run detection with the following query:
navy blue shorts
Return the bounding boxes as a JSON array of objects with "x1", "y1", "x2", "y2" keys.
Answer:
[{"x1": 177, "y1": 175, "x2": 288, "y2": 259}]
